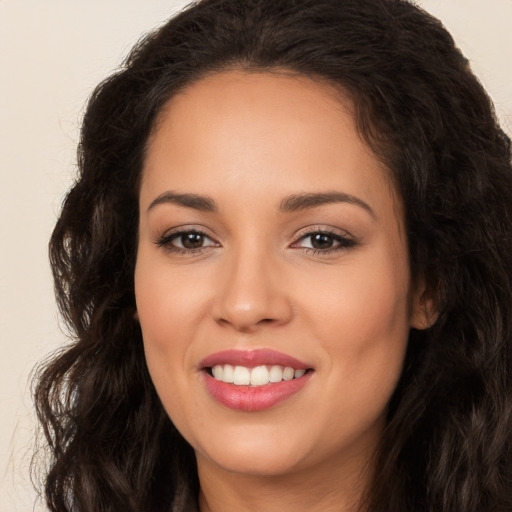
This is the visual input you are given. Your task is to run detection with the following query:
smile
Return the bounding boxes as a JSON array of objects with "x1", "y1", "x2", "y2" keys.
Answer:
[{"x1": 200, "y1": 349, "x2": 314, "y2": 411}]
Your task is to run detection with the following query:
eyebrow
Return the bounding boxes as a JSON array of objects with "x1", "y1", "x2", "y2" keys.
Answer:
[
  {"x1": 279, "y1": 192, "x2": 375, "y2": 218},
  {"x1": 147, "y1": 192, "x2": 217, "y2": 213},
  {"x1": 147, "y1": 190, "x2": 375, "y2": 218}
]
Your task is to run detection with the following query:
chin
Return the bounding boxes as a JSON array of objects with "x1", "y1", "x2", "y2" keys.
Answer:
[
  {"x1": 201, "y1": 449, "x2": 306, "y2": 478},
  {"x1": 192, "y1": 426, "x2": 312, "y2": 477}
]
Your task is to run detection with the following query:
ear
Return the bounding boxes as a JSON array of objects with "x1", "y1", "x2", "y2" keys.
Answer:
[
  {"x1": 410, "y1": 277, "x2": 439, "y2": 330},
  {"x1": 133, "y1": 309, "x2": 140, "y2": 321}
]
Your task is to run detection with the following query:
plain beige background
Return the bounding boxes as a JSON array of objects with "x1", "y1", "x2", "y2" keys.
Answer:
[{"x1": 1, "y1": 1, "x2": 511, "y2": 510}]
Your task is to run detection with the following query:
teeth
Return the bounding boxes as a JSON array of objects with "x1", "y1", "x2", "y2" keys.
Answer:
[
  {"x1": 283, "y1": 367, "x2": 295, "y2": 381},
  {"x1": 269, "y1": 365, "x2": 283, "y2": 383},
  {"x1": 250, "y1": 365, "x2": 269, "y2": 386},
  {"x1": 233, "y1": 366, "x2": 251, "y2": 385},
  {"x1": 212, "y1": 365, "x2": 223, "y2": 380},
  {"x1": 210, "y1": 364, "x2": 308, "y2": 386},
  {"x1": 223, "y1": 364, "x2": 234, "y2": 383}
]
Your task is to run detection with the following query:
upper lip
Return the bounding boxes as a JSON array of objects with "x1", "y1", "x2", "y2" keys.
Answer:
[{"x1": 199, "y1": 349, "x2": 311, "y2": 370}]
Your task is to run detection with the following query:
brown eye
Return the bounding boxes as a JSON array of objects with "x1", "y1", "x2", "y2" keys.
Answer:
[
  {"x1": 293, "y1": 230, "x2": 355, "y2": 253},
  {"x1": 157, "y1": 229, "x2": 218, "y2": 253},
  {"x1": 310, "y1": 233, "x2": 335, "y2": 249},
  {"x1": 180, "y1": 232, "x2": 205, "y2": 249}
]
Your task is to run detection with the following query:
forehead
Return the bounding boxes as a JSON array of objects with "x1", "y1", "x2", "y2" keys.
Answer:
[{"x1": 141, "y1": 70, "x2": 400, "y2": 220}]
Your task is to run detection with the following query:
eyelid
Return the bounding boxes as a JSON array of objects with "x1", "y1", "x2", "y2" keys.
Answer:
[
  {"x1": 156, "y1": 224, "x2": 216, "y2": 240},
  {"x1": 292, "y1": 224, "x2": 353, "y2": 241}
]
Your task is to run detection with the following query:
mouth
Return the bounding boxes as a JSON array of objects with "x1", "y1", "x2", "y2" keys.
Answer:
[{"x1": 200, "y1": 349, "x2": 314, "y2": 411}]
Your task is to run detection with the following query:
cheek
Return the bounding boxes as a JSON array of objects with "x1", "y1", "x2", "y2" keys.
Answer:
[
  {"x1": 134, "y1": 263, "x2": 205, "y2": 438},
  {"x1": 305, "y1": 247, "x2": 411, "y2": 413},
  {"x1": 134, "y1": 250, "x2": 205, "y2": 394},
  {"x1": 310, "y1": 270, "x2": 409, "y2": 334},
  {"x1": 135, "y1": 247, "x2": 211, "y2": 340}
]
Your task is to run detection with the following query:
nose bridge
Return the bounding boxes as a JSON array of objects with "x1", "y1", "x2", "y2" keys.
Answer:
[{"x1": 213, "y1": 240, "x2": 291, "y2": 331}]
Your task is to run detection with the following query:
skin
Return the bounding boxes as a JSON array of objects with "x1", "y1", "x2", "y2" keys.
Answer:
[{"x1": 135, "y1": 70, "x2": 430, "y2": 511}]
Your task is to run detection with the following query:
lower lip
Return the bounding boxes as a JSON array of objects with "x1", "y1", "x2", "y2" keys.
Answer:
[{"x1": 203, "y1": 371, "x2": 312, "y2": 411}]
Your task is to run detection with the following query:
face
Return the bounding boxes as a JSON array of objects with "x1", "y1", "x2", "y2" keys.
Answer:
[{"x1": 135, "y1": 71, "x2": 426, "y2": 481}]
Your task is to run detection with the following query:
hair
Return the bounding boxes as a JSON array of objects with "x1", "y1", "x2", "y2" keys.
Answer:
[{"x1": 33, "y1": 0, "x2": 512, "y2": 510}]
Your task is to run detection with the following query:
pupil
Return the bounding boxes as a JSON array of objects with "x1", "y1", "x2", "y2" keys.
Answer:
[
  {"x1": 182, "y1": 232, "x2": 203, "y2": 249},
  {"x1": 312, "y1": 233, "x2": 333, "y2": 249}
]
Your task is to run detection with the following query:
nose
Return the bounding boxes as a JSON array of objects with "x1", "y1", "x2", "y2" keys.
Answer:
[{"x1": 212, "y1": 248, "x2": 293, "y2": 332}]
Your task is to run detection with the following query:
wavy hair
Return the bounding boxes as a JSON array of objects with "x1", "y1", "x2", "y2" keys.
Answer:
[{"x1": 34, "y1": 0, "x2": 512, "y2": 510}]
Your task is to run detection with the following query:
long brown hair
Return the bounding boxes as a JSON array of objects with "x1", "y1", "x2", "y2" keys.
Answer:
[{"x1": 34, "y1": 0, "x2": 512, "y2": 510}]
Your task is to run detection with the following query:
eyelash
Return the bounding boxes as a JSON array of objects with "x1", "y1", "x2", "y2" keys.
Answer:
[{"x1": 155, "y1": 228, "x2": 356, "y2": 256}]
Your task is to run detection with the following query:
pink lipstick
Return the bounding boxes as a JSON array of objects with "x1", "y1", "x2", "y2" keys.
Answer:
[{"x1": 200, "y1": 349, "x2": 313, "y2": 411}]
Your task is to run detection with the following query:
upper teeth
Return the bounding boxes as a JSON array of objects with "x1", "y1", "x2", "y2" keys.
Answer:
[{"x1": 211, "y1": 364, "x2": 306, "y2": 386}]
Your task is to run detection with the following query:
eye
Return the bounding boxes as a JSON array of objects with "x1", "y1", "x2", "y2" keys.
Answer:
[
  {"x1": 156, "y1": 229, "x2": 218, "y2": 254},
  {"x1": 292, "y1": 229, "x2": 356, "y2": 254},
  {"x1": 173, "y1": 231, "x2": 211, "y2": 249},
  {"x1": 301, "y1": 232, "x2": 338, "y2": 250}
]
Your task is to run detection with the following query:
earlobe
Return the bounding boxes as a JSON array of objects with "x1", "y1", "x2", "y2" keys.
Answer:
[{"x1": 410, "y1": 279, "x2": 439, "y2": 330}]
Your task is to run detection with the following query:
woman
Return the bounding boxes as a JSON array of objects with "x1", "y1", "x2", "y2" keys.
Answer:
[{"x1": 34, "y1": 0, "x2": 512, "y2": 510}]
